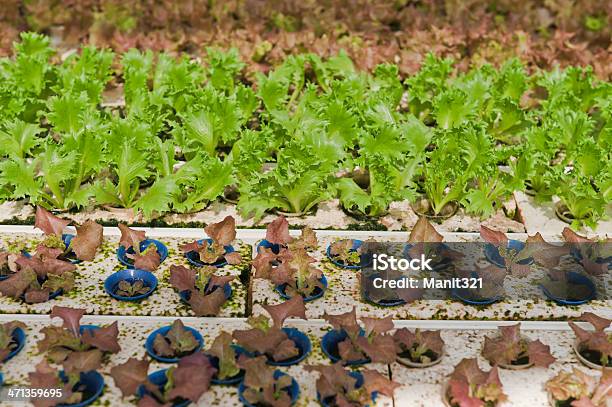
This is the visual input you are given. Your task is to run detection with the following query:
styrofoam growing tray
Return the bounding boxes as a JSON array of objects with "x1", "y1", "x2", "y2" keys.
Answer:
[
  {"x1": 0, "y1": 315, "x2": 608, "y2": 407},
  {"x1": 0, "y1": 227, "x2": 250, "y2": 318},
  {"x1": 250, "y1": 232, "x2": 611, "y2": 321},
  {"x1": 1, "y1": 226, "x2": 609, "y2": 321},
  {"x1": 0, "y1": 314, "x2": 392, "y2": 407}
]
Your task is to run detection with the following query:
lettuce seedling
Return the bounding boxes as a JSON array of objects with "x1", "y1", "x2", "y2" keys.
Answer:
[
  {"x1": 111, "y1": 353, "x2": 216, "y2": 405},
  {"x1": 169, "y1": 265, "x2": 235, "y2": 316},
  {"x1": 0, "y1": 321, "x2": 25, "y2": 362},
  {"x1": 115, "y1": 280, "x2": 150, "y2": 298},
  {"x1": 563, "y1": 228, "x2": 611, "y2": 276},
  {"x1": 256, "y1": 247, "x2": 324, "y2": 298},
  {"x1": 180, "y1": 216, "x2": 242, "y2": 266},
  {"x1": 0, "y1": 247, "x2": 76, "y2": 303},
  {"x1": 329, "y1": 240, "x2": 362, "y2": 266},
  {"x1": 323, "y1": 308, "x2": 397, "y2": 364},
  {"x1": 37, "y1": 306, "x2": 120, "y2": 366},
  {"x1": 206, "y1": 331, "x2": 241, "y2": 381},
  {"x1": 253, "y1": 218, "x2": 321, "y2": 297},
  {"x1": 480, "y1": 225, "x2": 535, "y2": 277},
  {"x1": 233, "y1": 296, "x2": 307, "y2": 362},
  {"x1": 546, "y1": 368, "x2": 611, "y2": 406},
  {"x1": 482, "y1": 323, "x2": 555, "y2": 368},
  {"x1": 569, "y1": 312, "x2": 612, "y2": 368},
  {"x1": 393, "y1": 328, "x2": 444, "y2": 365},
  {"x1": 307, "y1": 363, "x2": 399, "y2": 406},
  {"x1": 118, "y1": 224, "x2": 161, "y2": 271},
  {"x1": 238, "y1": 355, "x2": 295, "y2": 407},
  {"x1": 29, "y1": 360, "x2": 94, "y2": 407},
  {"x1": 153, "y1": 320, "x2": 199, "y2": 359},
  {"x1": 35, "y1": 206, "x2": 104, "y2": 261},
  {"x1": 446, "y1": 358, "x2": 507, "y2": 407}
]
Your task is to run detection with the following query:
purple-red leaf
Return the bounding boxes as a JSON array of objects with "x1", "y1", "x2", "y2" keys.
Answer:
[
  {"x1": 266, "y1": 216, "x2": 292, "y2": 245},
  {"x1": 262, "y1": 295, "x2": 307, "y2": 328},
  {"x1": 204, "y1": 216, "x2": 237, "y2": 246},
  {"x1": 71, "y1": 220, "x2": 103, "y2": 261},
  {"x1": 110, "y1": 357, "x2": 150, "y2": 398},
  {"x1": 35, "y1": 206, "x2": 71, "y2": 237},
  {"x1": 50, "y1": 306, "x2": 85, "y2": 337},
  {"x1": 118, "y1": 224, "x2": 146, "y2": 250},
  {"x1": 81, "y1": 322, "x2": 121, "y2": 353}
]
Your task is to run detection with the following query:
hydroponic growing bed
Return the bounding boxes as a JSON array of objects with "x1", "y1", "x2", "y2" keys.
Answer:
[{"x1": 0, "y1": 6, "x2": 610, "y2": 405}]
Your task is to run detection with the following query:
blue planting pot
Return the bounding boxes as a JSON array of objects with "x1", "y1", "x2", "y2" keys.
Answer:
[
  {"x1": 242, "y1": 328, "x2": 311, "y2": 366},
  {"x1": 570, "y1": 247, "x2": 611, "y2": 271},
  {"x1": 318, "y1": 371, "x2": 378, "y2": 407},
  {"x1": 541, "y1": 272, "x2": 596, "y2": 305},
  {"x1": 179, "y1": 283, "x2": 232, "y2": 304},
  {"x1": 104, "y1": 269, "x2": 157, "y2": 302},
  {"x1": 0, "y1": 372, "x2": 3, "y2": 387},
  {"x1": 256, "y1": 239, "x2": 284, "y2": 255},
  {"x1": 2, "y1": 327, "x2": 25, "y2": 362},
  {"x1": 184, "y1": 239, "x2": 235, "y2": 268},
  {"x1": 484, "y1": 240, "x2": 534, "y2": 268},
  {"x1": 326, "y1": 240, "x2": 373, "y2": 269},
  {"x1": 207, "y1": 345, "x2": 246, "y2": 385},
  {"x1": 268, "y1": 328, "x2": 311, "y2": 366},
  {"x1": 362, "y1": 282, "x2": 407, "y2": 307},
  {"x1": 117, "y1": 239, "x2": 168, "y2": 268},
  {"x1": 138, "y1": 369, "x2": 190, "y2": 407},
  {"x1": 58, "y1": 370, "x2": 105, "y2": 407},
  {"x1": 403, "y1": 243, "x2": 452, "y2": 272},
  {"x1": 451, "y1": 287, "x2": 501, "y2": 306},
  {"x1": 238, "y1": 370, "x2": 299, "y2": 407},
  {"x1": 275, "y1": 275, "x2": 327, "y2": 302},
  {"x1": 145, "y1": 325, "x2": 204, "y2": 363},
  {"x1": 61, "y1": 234, "x2": 82, "y2": 264},
  {"x1": 321, "y1": 329, "x2": 370, "y2": 366}
]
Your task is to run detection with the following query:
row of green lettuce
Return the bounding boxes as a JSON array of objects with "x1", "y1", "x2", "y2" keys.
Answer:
[{"x1": 0, "y1": 33, "x2": 610, "y2": 228}]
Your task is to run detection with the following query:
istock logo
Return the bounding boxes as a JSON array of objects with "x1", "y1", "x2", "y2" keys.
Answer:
[{"x1": 373, "y1": 253, "x2": 433, "y2": 271}]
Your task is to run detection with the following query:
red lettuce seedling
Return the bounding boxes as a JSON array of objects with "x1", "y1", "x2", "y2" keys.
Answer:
[
  {"x1": 563, "y1": 228, "x2": 611, "y2": 276},
  {"x1": 37, "y1": 306, "x2": 120, "y2": 367},
  {"x1": 546, "y1": 368, "x2": 611, "y2": 406},
  {"x1": 446, "y1": 358, "x2": 507, "y2": 407},
  {"x1": 323, "y1": 307, "x2": 397, "y2": 364},
  {"x1": 35, "y1": 206, "x2": 104, "y2": 261},
  {"x1": 118, "y1": 223, "x2": 161, "y2": 271},
  {"x1": 0, "y1": 247, "x2": 76, "y2": 303},
  {"x1": 110, "y1": 353, "x2": 217, "y2": 405},
  {"x1": 329, "y1": 239, "x2": 362, "y2": 266},
  {"x1": 169, "y1": 265, "x2": 235, "y2": 316},
  {"x1": 115, "y1": 280, "x2": 150, "y2": 297},
  {"x1": 407, "y1": 217, "x2": 461, "y2": 265},
  {"x1": 480, "y1": 225, "x2": 536, "y2": 277},
  {"x1": 0, "y1": 320, "x2": 25, "y2": 362},
  {"x1": 206, "y1": 331, "x2": 241, "y2": 381},
  {"x1": 393, "y1": 328, "x2": 445, "y2": 365},
  {"x1": 481, "y1": 323, "x2": 555, "y2": 368},
  {"x1": 238, "y1": 355, "x2": 295, "y2": 407},
  {"x1": 257, "y1": 247, "x2": 324, "y2": 298},
  {"x1": 233, "y1": 296, "x2": 307, "y2": 362},
  {"x1": 264, "y1": 216, "x2": 318, "y2": 251},
  {"x1": 180, "y1": 216, "x2": 242, "y2": 265},
  {"x1": 28, "y1": 360, "x2": 89, "y2": 407},
  {"x1": 153, "y1": 319, "x2": 199, "y2": 358},
  {"x1": 569, "y1": 312, "x2": 612, "y2": 368},
  {"x1": 307, "y1": 363, "x2": 399, "y2": 406}
]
